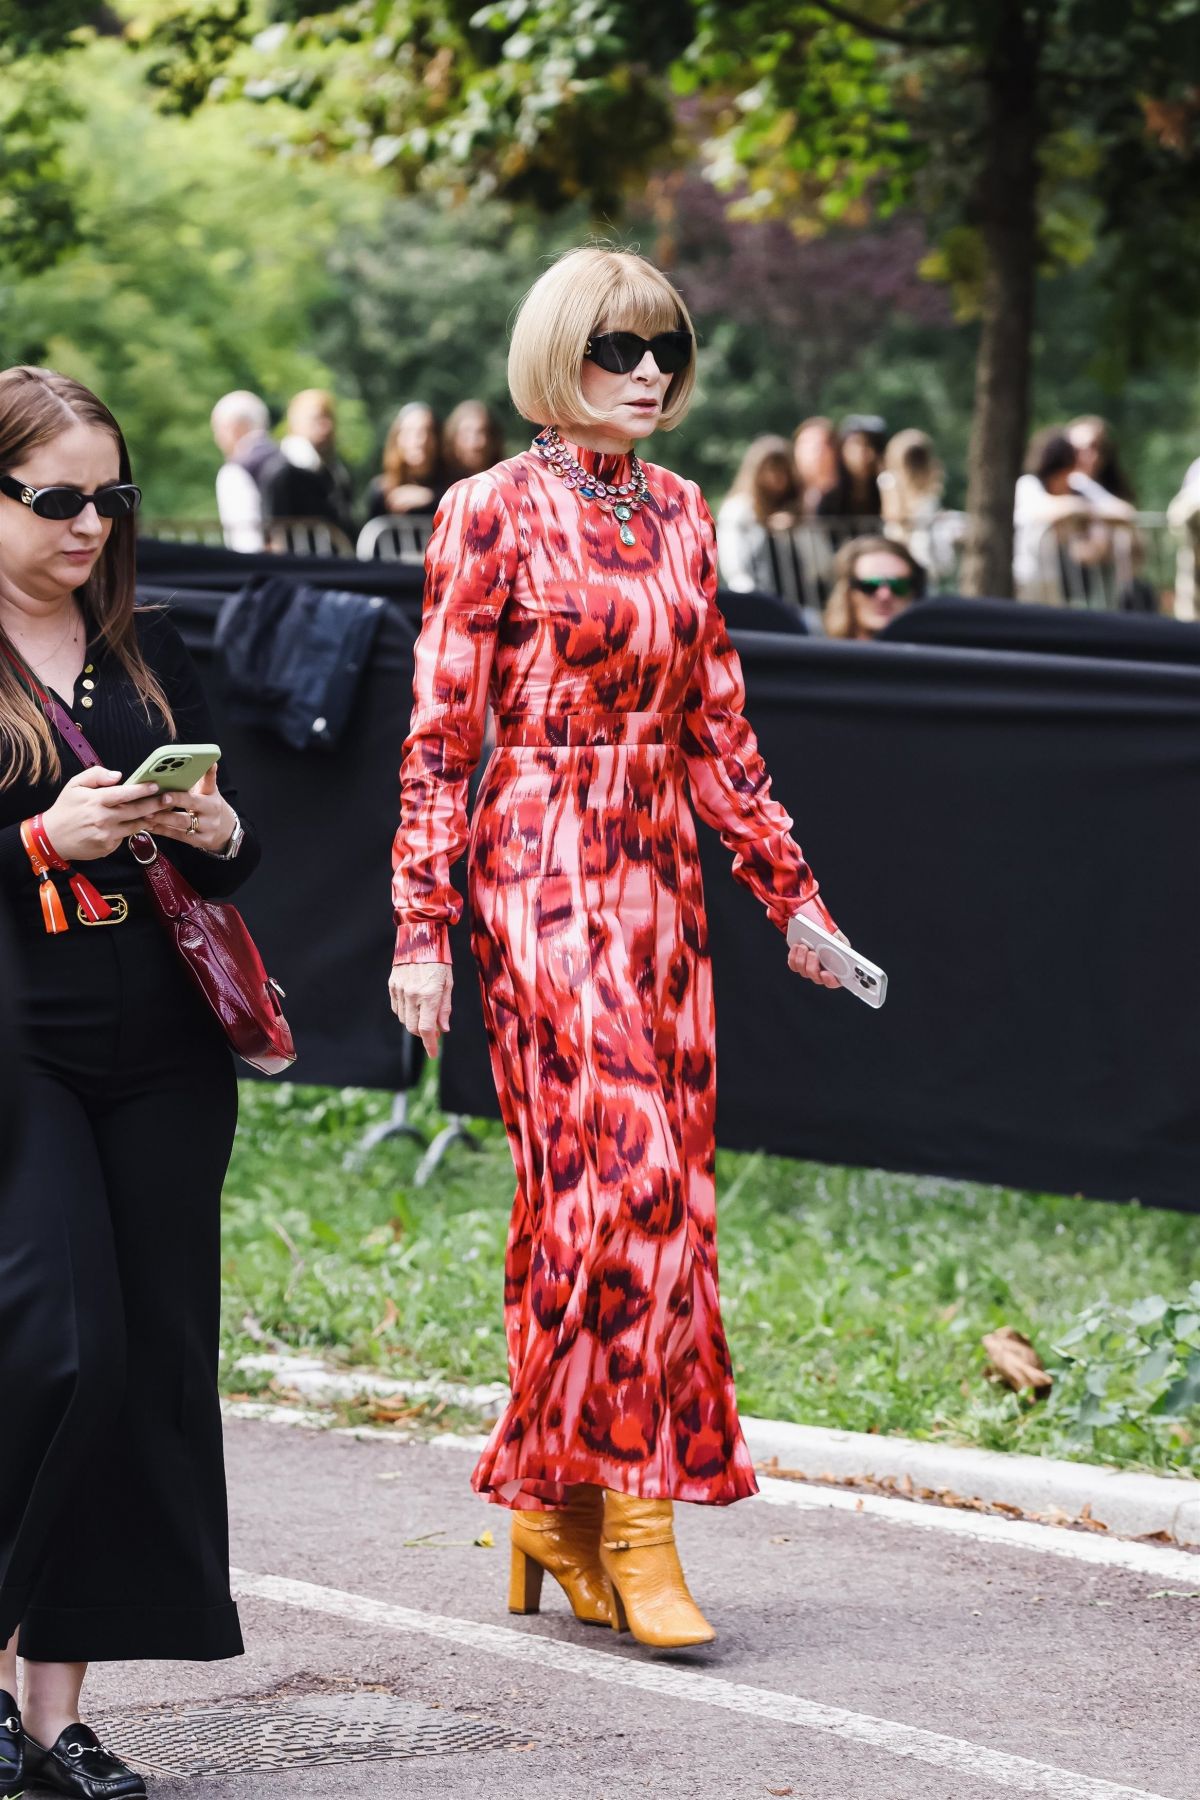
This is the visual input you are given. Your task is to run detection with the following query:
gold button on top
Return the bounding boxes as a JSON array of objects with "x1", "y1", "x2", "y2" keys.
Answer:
[
  {"x1": 83, "y1": 663, "x2": 94, "y2": 674},
  {"x1": 82, "y1": 678, "x2": 95, "y2": 691},
  {"x1": 80, "y1": 696, "x2": 94, "y2": 709}
]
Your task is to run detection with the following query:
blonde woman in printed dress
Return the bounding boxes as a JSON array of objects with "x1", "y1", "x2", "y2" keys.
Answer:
[{"x1": 389, "y1": 247, "x2": 847, "y2": 1648}]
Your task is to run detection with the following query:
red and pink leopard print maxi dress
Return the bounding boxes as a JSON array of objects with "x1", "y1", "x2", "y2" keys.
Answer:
[{"x1": 391, "y1": 441, "x2": 831, "y2": 1511}]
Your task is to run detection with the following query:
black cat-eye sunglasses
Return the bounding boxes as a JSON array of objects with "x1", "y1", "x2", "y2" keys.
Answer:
[{"x1": 0, "y1": 472, "x2": 142, "y2": 521}]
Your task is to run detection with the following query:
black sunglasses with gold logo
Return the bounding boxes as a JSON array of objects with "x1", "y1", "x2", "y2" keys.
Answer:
[{"x1": 0, "y1": 472, "x2": 142, "y2": 521}]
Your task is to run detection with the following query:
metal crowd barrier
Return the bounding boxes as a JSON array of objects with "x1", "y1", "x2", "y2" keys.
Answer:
[
  {"x1": 758, "y1": 512, "x2": 967, "y2": 612},
  {"x1": 140, "y1": 514, "x2": 434, "y2": 563},
  {"x1": 1022, "y1": 513, "x2": 1185, "y2": 615},
  {"x1": 139, "y1": 507, "x2": 1193, "y2": 619}
]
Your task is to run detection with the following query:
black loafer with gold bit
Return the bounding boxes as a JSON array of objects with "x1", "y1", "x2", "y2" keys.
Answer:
[
  {"x1": 0, "y1": 1691, "x2": 21, "y2": 1800},
  {"x1": 21, "y1": 1723, "x2": 145, "y2": 1799}
]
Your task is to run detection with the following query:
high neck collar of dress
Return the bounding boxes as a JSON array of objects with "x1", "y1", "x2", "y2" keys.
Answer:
[{"x1": 548, "y1": 434, "x2": 635, "y2": 485}]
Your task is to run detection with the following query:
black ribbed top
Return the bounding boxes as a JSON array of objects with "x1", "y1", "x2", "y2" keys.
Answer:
[{"x1": 0, "y1": 608, "x2": 260, "y2": 926}]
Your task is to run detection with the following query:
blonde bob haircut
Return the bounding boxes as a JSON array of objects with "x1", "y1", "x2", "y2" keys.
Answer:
[{"x1": 508, "y1": 247, "x2": 697, "y2": 434}]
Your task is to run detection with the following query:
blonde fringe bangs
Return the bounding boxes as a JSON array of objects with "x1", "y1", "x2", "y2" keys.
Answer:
[{"x1": 508, "y1": 247, "x2": 697, "y2": 434}]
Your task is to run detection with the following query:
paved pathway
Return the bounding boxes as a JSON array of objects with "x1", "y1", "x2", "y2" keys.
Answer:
[{"x1": 76, "y1": 1418, "x2": 1199, "y2": 1800}]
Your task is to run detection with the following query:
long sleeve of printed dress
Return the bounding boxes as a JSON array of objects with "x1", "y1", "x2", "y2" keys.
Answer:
[
  {"x1": 391, "y1": 473, "x2": 519, "y2": 965},
  {"x1": 681, "y1": 491, "x2": 834, "y2": 934}
]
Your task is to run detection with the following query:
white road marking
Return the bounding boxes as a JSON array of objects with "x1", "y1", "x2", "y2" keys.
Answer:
[
  {"x1": 223, "y1": 1404, "x2": 1200, "y2": 1586},
  {"x1": 231, "y1": 1569, "x2": 1177, "y2": 1800},
  {"x1": 757, "y1": 1475, "x2": 1200, "y2": 1587}
]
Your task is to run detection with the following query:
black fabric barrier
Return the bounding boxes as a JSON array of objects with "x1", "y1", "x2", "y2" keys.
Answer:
[
  {"x1": 138, "y1": 537, "x2": 425, "y2": 605},
  {"x1": 885, "y1": 595, "x2": 1200, "y2": 666},
  {"x1": 166, "y1": 584, "x2": 423, "y2": 1093},
  {"x1": 145, "y1": 545, "x2": 1200, "y2": 1210},
  {"x1": 440, "y1": 633, "x2": 1200, "y2": 1212}
]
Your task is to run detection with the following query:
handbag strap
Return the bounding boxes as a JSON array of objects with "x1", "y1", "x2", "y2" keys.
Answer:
[{"x1": 0, "y1": 639, "x2": 160, "y2": 862}]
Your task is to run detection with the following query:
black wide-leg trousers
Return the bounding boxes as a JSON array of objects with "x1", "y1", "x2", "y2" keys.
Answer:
[{"x1": 0, "y1": 906, "x2": 244, "y2": 1662}]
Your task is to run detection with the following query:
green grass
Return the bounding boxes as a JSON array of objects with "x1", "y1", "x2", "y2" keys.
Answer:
[{"x1": 222, "y1": 1079, "x2": 1200, "y2": 1476}]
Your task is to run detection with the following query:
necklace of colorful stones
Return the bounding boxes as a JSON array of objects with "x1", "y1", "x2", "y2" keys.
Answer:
[{"x1": 533, "y1": 426, "x2": 650, "y2": 546}]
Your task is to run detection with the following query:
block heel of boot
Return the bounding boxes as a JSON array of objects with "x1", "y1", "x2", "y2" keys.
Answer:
[
  {"x1": 604, "y1": 1578, "x2": 629, "y2": 1634},
  {"x1": 508, "y1": 1544, "x2": 546, "y2": 1615}
]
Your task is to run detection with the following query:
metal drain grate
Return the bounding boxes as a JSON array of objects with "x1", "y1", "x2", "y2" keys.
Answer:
[{"x1": 94, "y1": 1693, "x2": 523, "y2": 1775}]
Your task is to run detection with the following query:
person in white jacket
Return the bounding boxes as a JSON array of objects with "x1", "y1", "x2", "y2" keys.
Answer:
[
  {"x1": 210, "y1": 390, "x2": 274, "y2": 552},
  {"x1": 715, "y1": 435, "x2": 799, "y2": 593},
  {"x1": 1167, "y1": 456, "x2": 1200, "y2": 618}
]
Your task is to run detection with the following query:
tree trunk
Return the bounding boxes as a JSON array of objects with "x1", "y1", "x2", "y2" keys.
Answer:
[{"x1": 959, "y1": 18, "x2": 1041, "y2": 599}]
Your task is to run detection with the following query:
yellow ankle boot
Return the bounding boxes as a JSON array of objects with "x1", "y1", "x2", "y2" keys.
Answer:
[
  {"x1": 599, "y1": 1491, "x2": 716, "y2": 1647},
  {"x1": 508, "y1": 1484, "x2": 612, "y2": 1626}
]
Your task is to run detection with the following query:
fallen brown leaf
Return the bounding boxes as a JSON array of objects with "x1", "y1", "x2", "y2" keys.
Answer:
[
  {"x1": 982, "y1": 1326, "x2": 1054, "y2": 1397},
  {"x1": 366, "y1": 1395, "x2": 427, "y2": 1425},
  {"x1": 372, "y1": 1298, "x2": 399, "y2": 1338}
]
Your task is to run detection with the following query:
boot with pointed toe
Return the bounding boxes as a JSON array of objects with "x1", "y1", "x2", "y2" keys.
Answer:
[
  {"x1": 508, "y1": 1484, "x2": 613, "y2": 1626},
  {"x1": 599, "y1": 1491, "x2": 716, "y2": 1648},
  {"x1": 0, "y1": 1693, "x2": 21, "y2": 1800},
  {"x1": 21, "y1": 1724, "x2": 146, "y2": 1800}
]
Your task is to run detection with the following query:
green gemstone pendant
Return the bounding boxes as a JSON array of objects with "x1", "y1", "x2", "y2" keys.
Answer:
[
  {"x1": 614, "y1": 502, "x2": 636, "y2": 545},
  {"x1": 619, "y1": 523, "x2": 636, "y2": 546}
]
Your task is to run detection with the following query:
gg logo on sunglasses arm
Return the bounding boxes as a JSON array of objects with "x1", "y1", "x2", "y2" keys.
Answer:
[{"x1": 0, "y1": 472, "x2": 142, "y2": 521}]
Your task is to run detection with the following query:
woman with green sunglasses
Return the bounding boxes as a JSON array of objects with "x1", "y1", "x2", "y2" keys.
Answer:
[{"x1": 824, "y1": 535, "x2": 926, "y2": 639}]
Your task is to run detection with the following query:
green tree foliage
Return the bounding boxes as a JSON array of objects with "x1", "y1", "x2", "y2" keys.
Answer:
[
  {"x1": 0, "y1": 41, "x2": 376, "y2": 515},
  {"x1": 0, "y1": 1, "x2": 109, "y2": 274},
  {"x1": 141, "y1": 0, "x2": 1200, "y2": 594},
  {"x1": 1, "y1": 17, "x2": 1196, "y2": 528}
]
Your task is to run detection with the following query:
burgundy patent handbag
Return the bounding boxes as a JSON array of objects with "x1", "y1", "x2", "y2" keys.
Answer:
[{"x1": 47, "y1": 696, "x2": 296, "y2": 1076}]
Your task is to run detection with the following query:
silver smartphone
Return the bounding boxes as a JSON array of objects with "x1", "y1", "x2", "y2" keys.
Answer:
[{"x1": 787, "y1": 913, "x2": 888, "y2": 1008}]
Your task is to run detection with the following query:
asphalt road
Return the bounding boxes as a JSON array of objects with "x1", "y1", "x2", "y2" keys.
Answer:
[{"x1": 73, "y1": 1418, "x2": 1199, "y2": 1800}]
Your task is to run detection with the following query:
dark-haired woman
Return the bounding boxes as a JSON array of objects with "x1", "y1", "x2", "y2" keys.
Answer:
[
  {"x1": 0, "y1": 366, "x2": 257, "y2": 1800},
  {"x1": 364, "y1": 401, "x2": 446, "y2": 519},
  {"x1": 1014, "y1": 426, "x2": 1135, "y2": 603},
  {"x1": 443, "y1": 400, "x2": 506, "y2": 484}
]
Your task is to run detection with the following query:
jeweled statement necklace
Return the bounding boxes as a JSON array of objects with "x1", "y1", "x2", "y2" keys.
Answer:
[{"x1": 533, "y1": 426, "x2": 650, "y2": 546}]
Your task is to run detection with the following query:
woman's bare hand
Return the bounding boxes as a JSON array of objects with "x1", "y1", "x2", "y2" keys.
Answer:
[
  {"x1": 151, "y1": 764, "x2": 237, "y2": 854},
  {"x1": 387, "y1": 483, "x2": 436, "y2": 514},
  {"x1": 788, "y1": 928, "x2": 851, "y2": 991},
  {"x1": 39, "y1": 767, "x2": 174, "y2": 862},
  {"x1": 389, "y1": 961, "x2": 453, "y2": 1058}
]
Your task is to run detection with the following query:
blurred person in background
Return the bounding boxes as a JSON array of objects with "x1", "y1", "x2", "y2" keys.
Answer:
[
  {"x1": 365, "y1": 401, "x2": 445, "y2": 519},
  {"x1": 209, "y1": 390, "x2": 277, "y2": 552},
  {"x1": 824, "y1": 536, "x2": 925, "y2": 639},
  {"x1": 716, "y1": 434, "x2": 800, "y2": 592},
  {"x1": 1068, "y1": 415, "x2": 1136, "y2": 506},
  {"x1": 791, "y1": 416, "x2": 842, "y2": 516},
  {"x1": 817, "y1": 413, "x2": 886, "y2": 521},
  {"x1": 443, "y1": 400, "x2": 506, "y2": 483},
  {"x1": 261, "y1": 387, "x2": 356, "y2": 541},
  {"x1": 880, "y1": 428, "x2": 961, "y2": 584},
  {"x1": 1167, "y1": 450, "x2": 1200, "y2": 617},
  {"x1": 1014, "y1": 427, "x2": 1136, "y2": 603}
]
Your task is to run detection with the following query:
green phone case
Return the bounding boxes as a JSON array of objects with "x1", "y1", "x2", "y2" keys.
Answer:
[{"x1": 123, "y1": 743, "x2": 222, "y2": 792}]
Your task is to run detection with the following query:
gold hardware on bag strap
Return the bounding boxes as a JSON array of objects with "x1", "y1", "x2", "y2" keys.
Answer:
[{"x1": 77, "y1": 893, "x2": 129, "y2": 927}]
